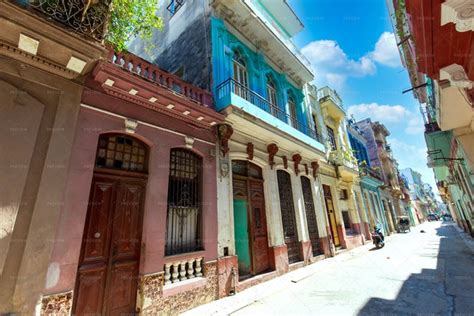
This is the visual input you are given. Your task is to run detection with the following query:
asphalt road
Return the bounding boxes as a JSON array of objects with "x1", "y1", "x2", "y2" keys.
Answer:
[{"x1": 183, "y1": 222, "x2": 474, "y2": 315}]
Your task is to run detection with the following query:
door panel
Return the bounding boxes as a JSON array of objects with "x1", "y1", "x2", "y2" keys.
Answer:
[
  {"x1": 106, "y1": 261, "x2": 140, "y2": 315},
  {"x1": 82, "y1": 179, "x2": 115, "y2": 265},
  {"x1": 277, "y1": 171, "x2": 301, "y2": 264},
  {"x1": 74, "y1": 175, "x2": 145, "y2": 315},
  {"x1": 323, "y1": 185, "x2": 340, "y2": 246},
  {"x1": 74, "y1": 265, "x2": 107, "y2": 315},
  {"x1": 301, "y1": 177, "x2": 322, "y2": 256},
  {"x1": 249, "y1": 180, "x2": 270, "y2": 274},
  {"x1": 233, "y1": 199, "x2": 251, "y2": 275}
]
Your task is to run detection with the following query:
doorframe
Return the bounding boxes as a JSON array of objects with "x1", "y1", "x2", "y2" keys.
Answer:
[{"x1": 71, "y1": 168, "x2": 149, "y2": 313}]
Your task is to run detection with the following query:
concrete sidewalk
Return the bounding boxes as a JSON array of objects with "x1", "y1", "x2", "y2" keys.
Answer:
[{"x1": 182, "y1": 235, "x2": 386, "y2": 315}]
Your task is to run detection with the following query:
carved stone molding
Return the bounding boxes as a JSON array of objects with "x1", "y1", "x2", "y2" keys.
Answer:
[
  {"x1": 267, "y1": 143, "x2": 279, "y2": 169},
  {"x1": 441, "y1": 0, "x2": 474, "y2": 32},
  {"x1": 218, "y1": 124, "x2": 233, "y2": 157},
  {"x1": 292, "y1": 154, "x2": 302, "y2": 175},
  {"x1": 41, "y1": 291, "x2": 73, "y2": 315},
  {"x1": 247, "y1": 142, "x2": 254, "y2": 160},
  {"x1": 311, "y1": 161, "x2": 320, "y2": 178},
  {"x1": 440, "y1": 63, "x2": 473, "y2": 89}
]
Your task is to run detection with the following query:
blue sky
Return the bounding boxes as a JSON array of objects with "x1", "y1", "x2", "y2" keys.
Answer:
[{"x1": 288, "y1": 0, "x2": 439, "y2": 195}]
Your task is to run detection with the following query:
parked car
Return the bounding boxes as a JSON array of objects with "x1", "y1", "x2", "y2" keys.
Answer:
[{"x1": 427, "y1": 213, "x2": 440, "y2": 221}]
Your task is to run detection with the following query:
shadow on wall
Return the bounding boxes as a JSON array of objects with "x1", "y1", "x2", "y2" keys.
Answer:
[{"x1": 358, "y1": 224, "x2": 474, "y2": 315}]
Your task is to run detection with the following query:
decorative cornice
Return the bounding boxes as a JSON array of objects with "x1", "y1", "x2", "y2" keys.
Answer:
[
  {"x1": 440, "y1": 63, "x2": 473, "y2": 89},
  {"x1": 441, "y1": 0, "x2": 474, "y2": 32}
]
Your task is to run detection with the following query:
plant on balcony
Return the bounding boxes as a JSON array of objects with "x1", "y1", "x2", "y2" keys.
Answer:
[{"x1": 107, "y1": 0, "x2": 163, "y2": 52}]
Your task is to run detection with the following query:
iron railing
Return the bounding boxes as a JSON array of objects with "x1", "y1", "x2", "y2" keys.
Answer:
[
  {"x1": 359, "y1": 165, "x2": 383, "y2": 180},
  {"x1": 216, "y1": 78, "x2": 323, "y2": 143},
  {"x1": 17, "y1": 0, "x2": 111, "y2": 40}
]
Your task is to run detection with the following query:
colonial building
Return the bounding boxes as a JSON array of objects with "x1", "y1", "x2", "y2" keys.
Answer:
[
  {"x1": 318, "y1": 87, "x2": 367, "y2": 250},
  {"x1": 388, "y1": 0, "x2": 474, "y2": 236},
  {"x1": 355, "y1": 119, "x2": 406, "y2": 233},
  {"x1": 130, "y1": 0, "x2": 335, "y2": 298},
  {"x1": 0, "y1": 1, "x2": 224, "y2": 314},
  {"x1": 347, "y1": 117, "x2": 389, "y2": 235}
]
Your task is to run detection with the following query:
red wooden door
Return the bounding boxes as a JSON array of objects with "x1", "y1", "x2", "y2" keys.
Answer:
[
  {"x1": 248, "y1": 180, "x2": 270, "y2": 274},
  {"x1": 74, "y1": 174, "x2": 146, "y2": 315}
]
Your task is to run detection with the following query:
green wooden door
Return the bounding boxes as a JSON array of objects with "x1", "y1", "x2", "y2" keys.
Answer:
[{"x1": 234, "y1": 199, "x2": 251, "y2": 275}]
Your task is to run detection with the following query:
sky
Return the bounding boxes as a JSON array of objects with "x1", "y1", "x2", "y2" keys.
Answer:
[{"x1": 287, "y1": 0, "x2": 440, "y2": 197}]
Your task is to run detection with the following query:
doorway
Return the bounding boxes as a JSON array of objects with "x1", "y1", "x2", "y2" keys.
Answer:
[
  {"x1": 232, "y1": 161, "x2": 271, "y2": 279},
  {"x1": 323, "y1": 184, "x2": 340, "y2": 247},
  {"x1": 73, "y1": 134, "x2": 148, "y2": 315},
  {"x1": 277, "y1": 170, "x2": 301, "y2": 264}
]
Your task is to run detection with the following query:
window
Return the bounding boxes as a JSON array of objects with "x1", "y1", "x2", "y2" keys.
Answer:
[
  {"x1": 95, "y1": 134, "x2": 147, "y2": 172},
  {"x1": 165, "y1": 149, "x2": 202, "y2": 255},
  {"x1": 340, "y1": 189, "x2": 349, "y2": 200},
  {"x1": 342, "y1": 211, "x2": 351, "y2": 230},
  {"x1": 167, "y1": 0, "x2": 184, "y2": 15},
  {"x1": 232, "y1": 51, "x2": 249, "y2": 100},
  {"x1": 312, "y1": 114, "x2": 319, "y2": 137},
  {"x1": 327, "y1": 126, "x2": 337, "y2": 150},
  {"x1": 288, "y1": 95, "x2": 298, "y2": 129},
  {"x1": 266, "y1": 75, "x2": 278, "y2": 115}
]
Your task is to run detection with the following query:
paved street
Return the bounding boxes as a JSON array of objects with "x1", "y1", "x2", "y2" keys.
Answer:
[{"x1": 184, "y1": 222, "x2": 474, "y2": 315}]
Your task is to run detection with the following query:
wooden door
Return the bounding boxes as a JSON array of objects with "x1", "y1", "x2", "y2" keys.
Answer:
[
  {"x1": 323, "y1": 185, "x2": 340, "y2": 247},
  {"x1": 233, "y1": 178, "x2": 251, "y2": 275},
  {"x1": 277, "y1": 170, "x2": 301, "y2": 264},
  {"x1": 74, "y1": 175, "x2": 145, "y2": 315},
  {"x1": 248, "y1": 180, "x2": 270, "y2": 274},
  {"x1": 301, "y1": 177, "x2": 322, "y2": 256}
]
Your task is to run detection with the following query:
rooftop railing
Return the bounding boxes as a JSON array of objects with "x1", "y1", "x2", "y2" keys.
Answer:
[
  {"x1": 15, "y1": 0, "x2": 111, "y2": 41},
  {"x1": 216, "y1": 78, "x2": 323, "y2": 143},
  {"x1": 108, "y1": 50, "x2": 213, "y2": 108}
]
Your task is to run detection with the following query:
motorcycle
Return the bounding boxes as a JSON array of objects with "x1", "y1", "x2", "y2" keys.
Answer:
[{"x1": 371, "y1": 227, "x2": 385, "y2": 249}]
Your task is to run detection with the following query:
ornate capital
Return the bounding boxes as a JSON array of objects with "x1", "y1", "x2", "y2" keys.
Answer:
[
  {"x1": 292, "y1": 154, "x2": 302, "y2": 175},
  {"x1": 267, "y1": 143, "x2": 279, "y2": 169},
  {"x1": 440, "y1": 64, "x2": 473, "y2": 89},
  {"x1": 311, "y1": 161, "x2": 320, "y2": 178},
  {"x1": 218, "y1": 124, "x2": 233, "y2": 157},
  {"x1": 441, "y1": 0, "x2": 474, "y2": 32},
  {"x1": 247, "y1": 142, "x2": 254, "y2": 160}
]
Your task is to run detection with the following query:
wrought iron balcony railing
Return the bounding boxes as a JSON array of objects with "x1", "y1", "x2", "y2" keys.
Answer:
[
  {"x1": 359, "y1": 165, "x2": 383, "y2": 180},
  {"x1": 216, "y1": 78, "x2": 323, "y2": 143},
  {"x1": 16, "y1": 0, "x2": 111, "y2": 41}
]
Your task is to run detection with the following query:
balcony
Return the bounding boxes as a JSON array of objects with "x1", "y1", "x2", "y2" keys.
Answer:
[
  {"x1": 216, "y1": 78, "x2": 325, "y2": 150},
  {"x1": 211, "y1": 0, "x2": 313, "y2": 84},
  {"x1": 15, "y1": 0, "x2": 110, "y2": 41},
  {"x1": 359, "y1": 166, "x2": 383, "y2": 181},
  {"x1": 318, "y1": 86, "x2": 345, "y2": 121}
]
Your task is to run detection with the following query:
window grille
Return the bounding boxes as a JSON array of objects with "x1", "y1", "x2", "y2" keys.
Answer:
[
  {"x1": 167, "y1": 0, "x2": 184, "y2": 15},
  {"x1": 165, "y1": 149, "x2": 202, "y2": 255},
  {"x1": 95, "y1": 134, "x2": 147, "y2": 172}
]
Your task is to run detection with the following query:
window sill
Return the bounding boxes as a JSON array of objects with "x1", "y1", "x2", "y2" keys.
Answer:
[{"x1": 164, "y1": 250, "x2": 206, "y2": 263}]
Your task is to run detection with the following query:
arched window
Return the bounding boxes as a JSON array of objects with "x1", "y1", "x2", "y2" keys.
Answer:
[
  {"x1": 95, "y1": 134, "x2": 148, "y2": 172},
  {"x1": 288, "y1": 95, "x2": 298, "y2": 129},
  {"x1": 232, "y1": 50, "x2": 249, "y2": 100},
  {"x1": 165, "y1": 149, "x2": 203, "y2": 255},
  {"x1": 266, "y1": 75, "x2": 278, "y2": 115}
]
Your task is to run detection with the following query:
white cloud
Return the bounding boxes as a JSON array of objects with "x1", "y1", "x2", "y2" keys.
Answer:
[
  {"x1": 347, "y1": 102, "x2": 410, "y2": 123},
  {"x1": 369, "y1": 32, "x2": 401, "y2": 68},
  {"x1": 347, "y1": 102, "x2": 425, "y2": 135},
  {"x1": 301, "y1": 32, "x2": 400, "y2": 89}
]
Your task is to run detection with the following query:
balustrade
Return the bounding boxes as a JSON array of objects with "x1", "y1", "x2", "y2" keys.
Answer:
[
  {"x1": 163, "y1": 257, "x2": 204, "y2": 285},
  {"x1": 107, "y1": 50, "x2": 213, "y2": 108}
]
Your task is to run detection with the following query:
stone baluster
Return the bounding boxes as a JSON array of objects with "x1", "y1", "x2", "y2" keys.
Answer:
[
  {"x1": 179, "y1": 262, "x2": 187, "y2": 281},
  {"x1": 195, "y1": 257, "x2": 203, "y2": 277},
  {"x1": 164, "y1": 263, "x2": 172, "y2": 285},
  {"x1": 171, "y1": 262, "x2": 179, "y2": 283},
  {"x1": 187, "y1": 259, "x2": 195, "y2": 279}
]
